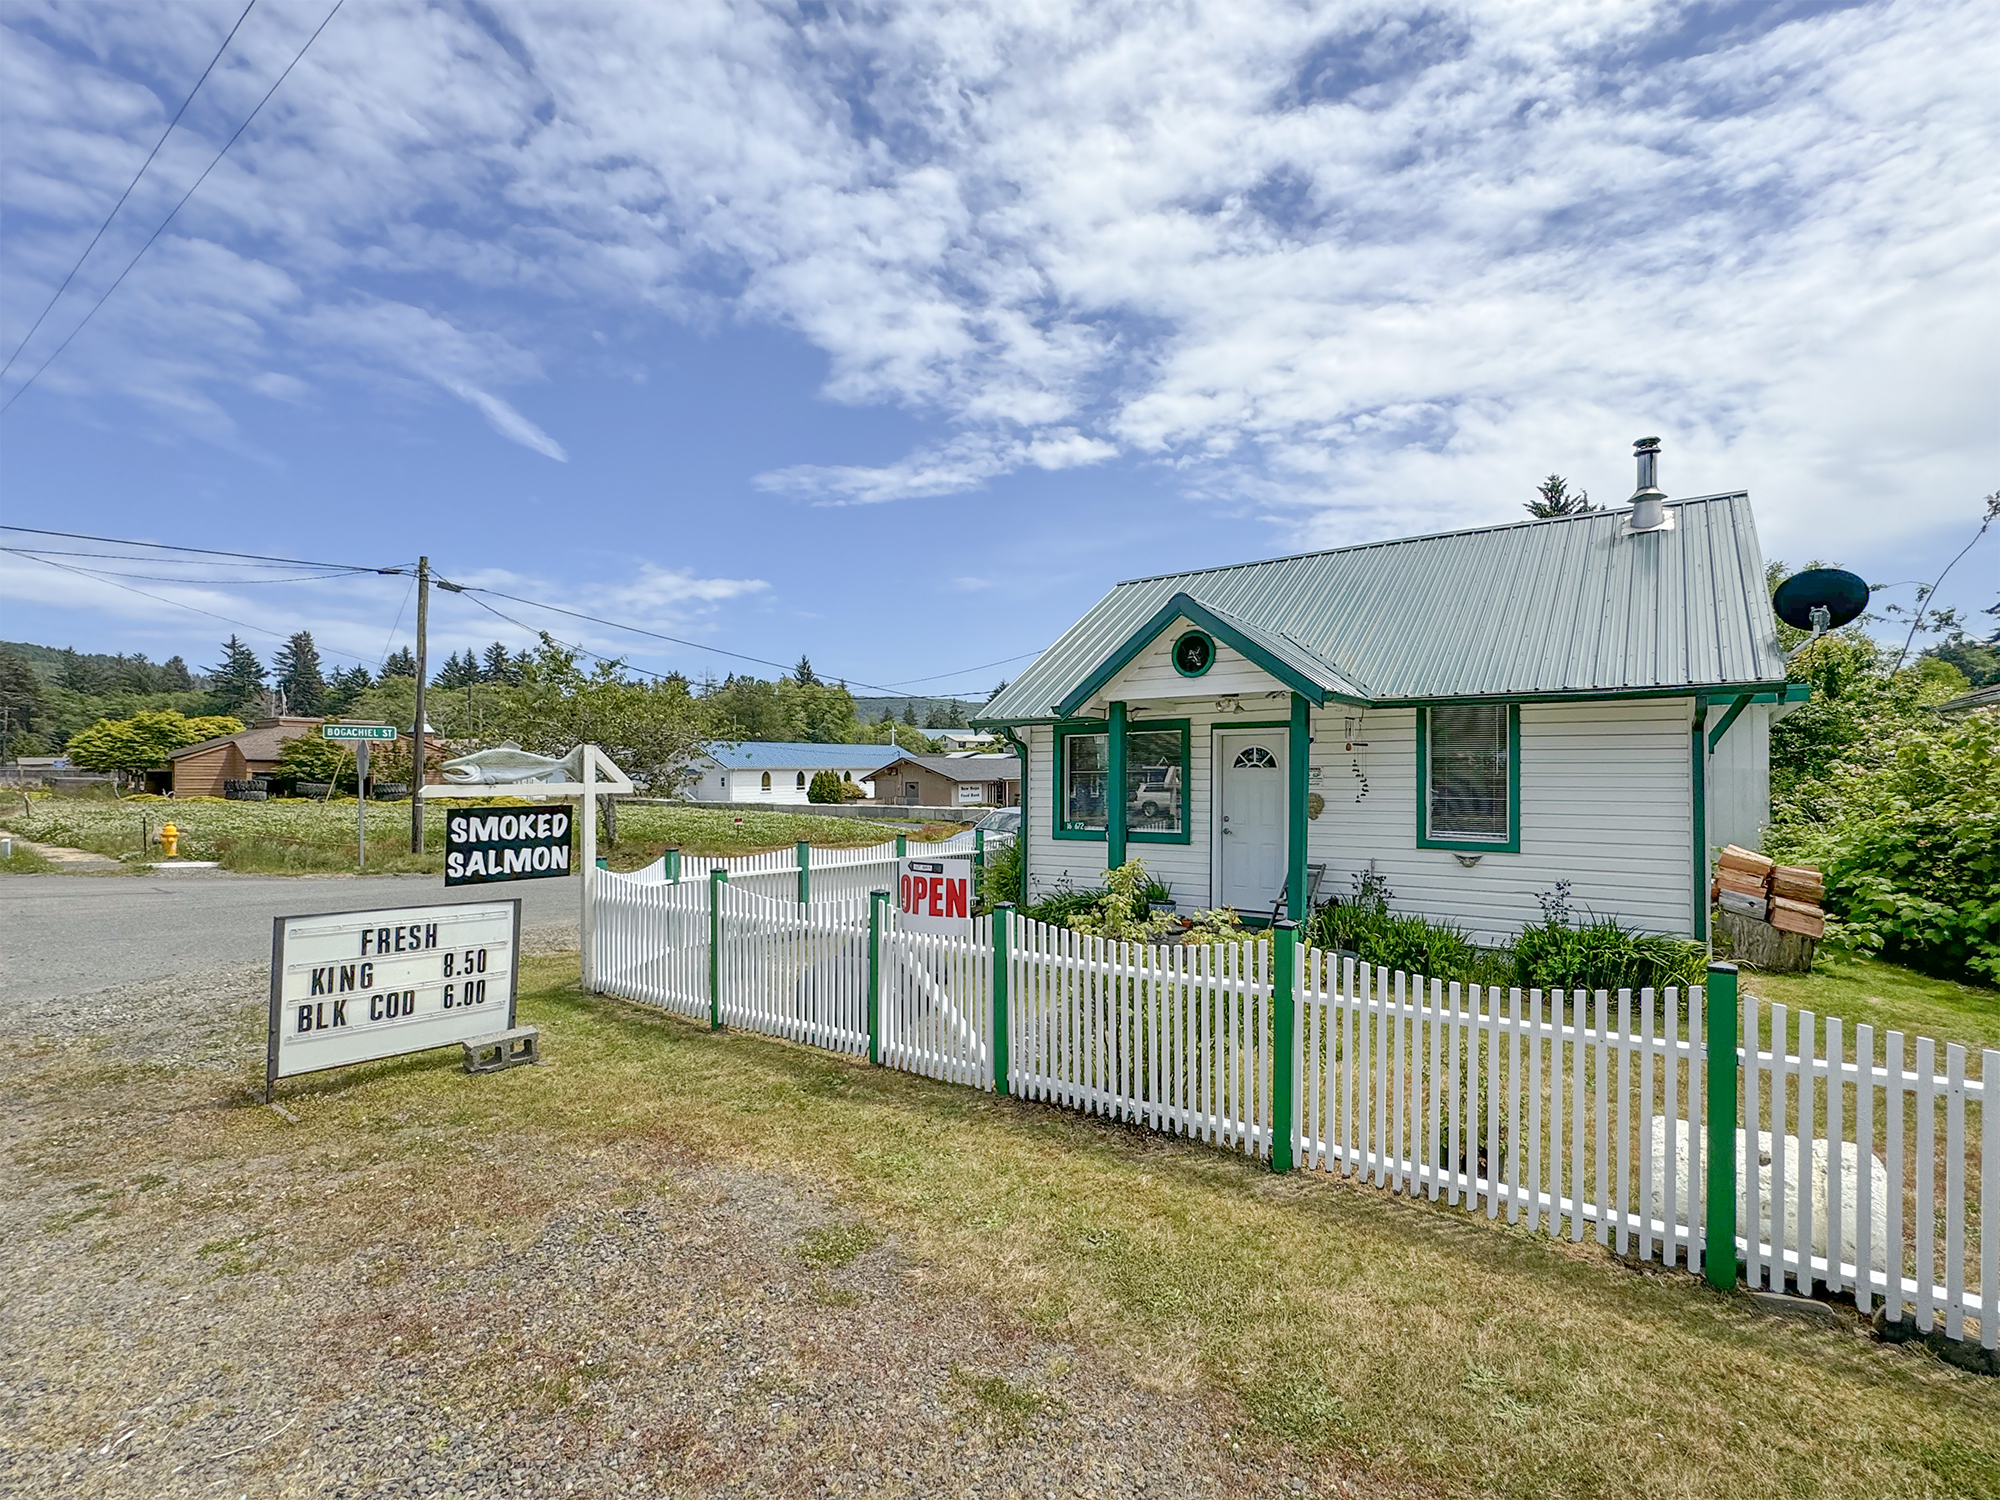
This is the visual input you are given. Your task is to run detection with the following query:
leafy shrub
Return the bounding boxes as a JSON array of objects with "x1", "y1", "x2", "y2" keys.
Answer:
[
  {"x1": 65, "y1": 710, "x2": 243, "y2": 775},
  {"x1": 1510, "y1": 883, "x2": 1706, "y2": 993},
  {"x1": 1303, "y1": 870, "x2": 1501, "y2": 985},
  {"x1": 976, "y1": 834, "x2": 1023, "y2": 913},
  {"x1": 807, "y1": 770, "x2": 844, "y2": 804},
  {"x1": 1765, "y1": 617, "x2": 1999, "y2": 984}
]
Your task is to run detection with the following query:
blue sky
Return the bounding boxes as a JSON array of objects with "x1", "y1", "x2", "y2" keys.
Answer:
[{"x1": 2, "y1": 0, "x2": 1995, "y2": 695}]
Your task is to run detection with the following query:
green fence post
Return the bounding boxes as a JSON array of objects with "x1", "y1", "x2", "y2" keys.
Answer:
[
  {"x1": 664, "y1": 846, "x2": 681, "y2": 882},
  {"x1": 796, "y1": 840, "x2": 811, "y2": 905},
  {"x1": 1271, "y1": 919, "x2": 1298, "y2": 1173},
  {"x1": 708, "y1": 868, "x2": 728, "y2": 1031},
  {"x1": 992, "y1": 903, "x2": 1013, "y2": 1096},
  {"x1": 868, "y1": 889, "x2": 888, "y2": 1066},
  {"x1": 1704, "y1": 960, "x2": 1739, "y2": 1290},
  {"x1": 896, "y1": 834, "x2": 908, "y2": 858}
]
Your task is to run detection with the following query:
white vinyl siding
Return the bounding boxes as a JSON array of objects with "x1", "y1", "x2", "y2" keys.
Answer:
[
  {"x1": 1310, "y1": 699, "x2": 1695, "y2": 941},
  {"x1": 1024, "y1": 696, "x2": 1699, "y2": 938},
  {"x1": 1705, "y1": 701, "x2": 1771, "y2": 855}
]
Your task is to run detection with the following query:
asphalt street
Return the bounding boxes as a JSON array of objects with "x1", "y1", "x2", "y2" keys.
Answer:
[{"x1": 0, "y1": 872, "x2": 580, "y2": 1005}]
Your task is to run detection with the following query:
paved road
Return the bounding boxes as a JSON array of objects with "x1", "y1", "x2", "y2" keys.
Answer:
[{"x1": 0, "y1": 872, "x2": 580, "y2": 1005}]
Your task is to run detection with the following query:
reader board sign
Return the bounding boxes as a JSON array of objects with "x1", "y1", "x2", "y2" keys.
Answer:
[
  {"x1": 898, "y1": 856, "x2": 973, "y2": 934},
  {"x1": 444, "y1": 807, "x2": 573, "y2": 886},
  {"x1": 267, "y1": 899, "x2": 519, "y2": 1095}
]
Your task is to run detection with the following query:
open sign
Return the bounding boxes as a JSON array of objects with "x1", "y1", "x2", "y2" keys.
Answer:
[{"x1": 898, "y1": 856, "x2": 973, "y2": 934}]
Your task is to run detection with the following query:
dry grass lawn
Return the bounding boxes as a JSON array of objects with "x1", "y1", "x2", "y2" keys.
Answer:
[{"x1": 8, "y1": 953, "x2": 2000, "y2": 1498}]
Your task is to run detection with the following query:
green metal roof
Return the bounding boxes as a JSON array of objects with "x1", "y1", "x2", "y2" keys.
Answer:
[{"x1": 979, "y1": 493, "x2": 1787, "y2": 723}]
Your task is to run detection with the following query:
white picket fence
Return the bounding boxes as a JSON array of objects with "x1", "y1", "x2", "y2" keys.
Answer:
[
  {"x1": 1741, "y1": 997, "x2": 1996, "y2": 1345},
  {"x1": 586, "y1": 876, "x2": 1991, "y2": 1347},
  {"x1": 1298, "y1": 957, "x2": 1711, "y2": 1265},
  {"x1": 623, "y1": 830, "x2": 990, "y2": 905},
  {"x1": 1007, "y1": 919, "x2": 1274, "y2": 1154}
]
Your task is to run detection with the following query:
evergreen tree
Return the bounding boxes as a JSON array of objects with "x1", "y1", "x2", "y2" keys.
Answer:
[
  {"x1": 55, "y1": 647, "x2": 105, "y2": 695},
  {"x1": 924, "y1": 701, "x2": 950, "y2": 728},
  {"x1": 161, "y1": 655, "x2": 194, "y2": 690},
  {"x1": 0, "y1": 649, "x2": 46, "y2": 754},
  {"x1": 945, "y1": 699, "x2": 967, "y2": 729},
  {"x1": 433, "y1": 650, "x2": 481, "y2": 689},
  {"x1": 986, "y1": 678, "x2": 1009, "y2": 702},
  {"x1": 793, "y1": 654, "x2": 819, "y2": 686},
  {"x1": 207, "y1": 636, "x2": 268, "y2": 715},
  {"x1": 324, "y1": 665, "x2": 373, "y2": 714},
  {"x1": 1525, "y1": 474, "x2": 1596, "y2": 518},
  {"x1": 273, "y1": 631, "x2": 329, "y2": 715},
  {"x1": 901, "y1": 702, "x2": 920, "y2": 726},
  {"x1": 481, "y1": 641, "x2": 516, "y2": 684},
  {"x1": 381, "y1": 647, "x2": 417, "y2": 678}
]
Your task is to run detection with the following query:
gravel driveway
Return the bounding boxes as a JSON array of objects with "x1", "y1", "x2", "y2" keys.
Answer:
[{"x1": 0, "y1": 955, "x2": 1344, "y2": 1498}]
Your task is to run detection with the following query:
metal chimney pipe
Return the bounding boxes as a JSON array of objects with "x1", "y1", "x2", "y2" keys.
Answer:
[{"x1": 1628, "y1": 436, "x2": 1666, "y2": 530}]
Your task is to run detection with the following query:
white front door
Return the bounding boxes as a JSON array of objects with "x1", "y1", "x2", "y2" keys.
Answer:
[{"x1": 1218, "y1": 731, "x2": 1287, "y2": 912}]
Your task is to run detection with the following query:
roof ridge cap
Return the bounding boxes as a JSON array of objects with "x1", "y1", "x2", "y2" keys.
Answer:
[{"x1": 1115, "y1": 491, "x2": 1748, "y2": 588}]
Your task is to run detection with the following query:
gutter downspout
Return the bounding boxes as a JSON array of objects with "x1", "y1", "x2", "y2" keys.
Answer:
[
  {"x1": 1000, "y1": 726, "x2": 1029, "y2": 902},
  {"x1": 1692, "y1": 697, "x2": 1708, "y2": 945}
]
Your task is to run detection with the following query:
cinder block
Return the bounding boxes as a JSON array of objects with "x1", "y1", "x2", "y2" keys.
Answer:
[{"x1": 463, "y1": 1026, "x2": 540, "y2": 1074}]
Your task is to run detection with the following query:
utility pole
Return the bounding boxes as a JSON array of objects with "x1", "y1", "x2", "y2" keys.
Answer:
[{"x1": 411, "y1": 555, "x2": 429, "y2": 855}]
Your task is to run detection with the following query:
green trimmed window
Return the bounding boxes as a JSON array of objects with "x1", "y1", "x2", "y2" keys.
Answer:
[
  {"x1": 1056, "y1": 725, "x2": 1109, "y2": 837},
  {"x1": 1125, "y1": 722, "x2": 1190, "y2": 841},
  {"x1": 1418, "y1": 704, "x2": 1519, "y2": 852}
]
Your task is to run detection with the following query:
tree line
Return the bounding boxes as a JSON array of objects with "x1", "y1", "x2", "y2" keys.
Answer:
[{"x1": 3, "y1": 630, "x2": 997, "y2": 792}]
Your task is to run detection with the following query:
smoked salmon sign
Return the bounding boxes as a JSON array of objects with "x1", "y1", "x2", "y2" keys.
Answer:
[{"x1": 445, "y1": 808, "x2": 574, "y2": 886}]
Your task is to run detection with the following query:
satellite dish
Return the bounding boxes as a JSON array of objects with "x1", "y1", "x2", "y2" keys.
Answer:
[{"x1": 1772, "y1": 568, "x2": 1868, "y2": 632}]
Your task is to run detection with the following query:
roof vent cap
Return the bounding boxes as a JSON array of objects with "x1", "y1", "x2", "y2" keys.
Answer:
[{"x1": 1623, "y1": 436, "x2": 1672, "y2": 534}]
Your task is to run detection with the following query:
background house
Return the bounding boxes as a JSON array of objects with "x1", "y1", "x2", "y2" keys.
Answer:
[
  {"x1": 686, "y1": 743, "x2": 899, "y2": 803},
  {"x1": 976, "y1": 475, "x2": 1805, "y2": 943},
  {"x1": 934, "y1": 730, "x2": 998, "y2": 751},
  {"x1": 169, "y1": 717, "x2": 322, "y2": 797},
  {"x1": 863, "y1": 753, "x2": 1021, "y2": 809}
]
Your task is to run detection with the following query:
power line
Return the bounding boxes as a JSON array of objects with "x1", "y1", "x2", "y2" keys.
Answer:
[
  {"x1": 455, "y1": 582, "x2": 981, "y2": 697},
  {"x1": 7, "y1": 550, "x2": 387, "y2": 668},
  {"x1": 879, "y1": 649, "x2": 1042, "y2": 687},
  {"x1": 0, "y1": 550, "x2": 380, "y2": 586},
  {"x1": 0, "y1": 524, "x2": 397, "y2": 572},
  {"x1": 0, "y1": 0, "x2": 260, "y2": 385},
  {"x1": 0, "y1": 0, "x2": 346, "y2": 417}
]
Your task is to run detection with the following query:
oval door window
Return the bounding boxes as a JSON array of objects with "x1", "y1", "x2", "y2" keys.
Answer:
[
  {"x1": 1172, "y1": 629, "x2": 1215, "y2": 677},
  {"x1": 1233, "y1": 746, "x2": 1278, "y2": 769}
]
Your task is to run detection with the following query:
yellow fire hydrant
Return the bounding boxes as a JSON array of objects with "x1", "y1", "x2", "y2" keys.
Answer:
[{"x1": 160, "y1": 822, "x2": 179, "y2": 859}]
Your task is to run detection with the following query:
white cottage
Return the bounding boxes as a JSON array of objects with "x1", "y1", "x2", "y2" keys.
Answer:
[
  {"x1": 686, "y1": 742, "x2": 900, "y2": 803},
  {"x1": 974, "y1": 460, "x2": 1806, "y2": 945}
]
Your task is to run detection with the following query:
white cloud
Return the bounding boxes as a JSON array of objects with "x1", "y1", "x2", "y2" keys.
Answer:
[{"x1": 2, "y1": 0, "x2": 1997, "y2": 564}]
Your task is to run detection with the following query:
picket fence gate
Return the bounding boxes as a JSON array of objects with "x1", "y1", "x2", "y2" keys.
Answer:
[{"x1": 588, "y1": 876, "x2": 1992, "y2": 1348}]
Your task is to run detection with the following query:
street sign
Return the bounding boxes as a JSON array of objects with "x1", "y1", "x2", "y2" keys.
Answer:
[
  {"x1": 267, "y1": 899, "x2": 519, "y2": 1097},
  {"x1": 445, "y1": 807, "x2": 574, "y2": 886},
  {"x1": 899, "y1": 856, "x2": 973, "y2": 934},
  {"x1": 323, "y1": 723, "x2": 397, "y2": 741}
]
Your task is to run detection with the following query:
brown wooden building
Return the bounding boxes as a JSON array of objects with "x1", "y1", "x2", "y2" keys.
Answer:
[
  {"x1": 168, "y1": 717, "x2": 324, "y2": 797},
  {"x1": 862, "y1": 753, "x2": 1020, "y2": 810}
]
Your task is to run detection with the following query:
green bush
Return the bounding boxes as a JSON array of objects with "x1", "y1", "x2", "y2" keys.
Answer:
[
  {"x1": 1768, "y1": 663, "x2": 2000, "y2": 983},
  {"x1": 807, "y1": 770, "x2": 844, "y2": 804},
  {"x1": 976, "y1": 834, "x2": 1023, "y2": 913}
]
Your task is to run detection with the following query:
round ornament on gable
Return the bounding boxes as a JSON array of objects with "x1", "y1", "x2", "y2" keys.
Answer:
[{"x1": 1172, "y1": 629, "x2": 1215, "y2": 677}]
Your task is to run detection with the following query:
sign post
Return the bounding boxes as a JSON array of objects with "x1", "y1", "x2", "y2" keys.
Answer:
[{"x1": 323, "y1": 725, "x2": 397, "y2": 869}]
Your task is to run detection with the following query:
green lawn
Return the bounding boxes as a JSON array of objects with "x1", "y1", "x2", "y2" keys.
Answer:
[
  {"x1": 88, "y1": 953, "x2": 1993, "y2": 1499},
  {"x1": 0, "y1": 793, "x2": 944, "y2": 875},
  {"x1": 1742, "y1": 953, "x2": 2000, "y2": 1057}
]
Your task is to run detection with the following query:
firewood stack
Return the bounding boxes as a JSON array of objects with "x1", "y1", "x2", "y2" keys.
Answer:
[{"x1": 1713, "y1": 845, "x2": 1825, "y2": 939}]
